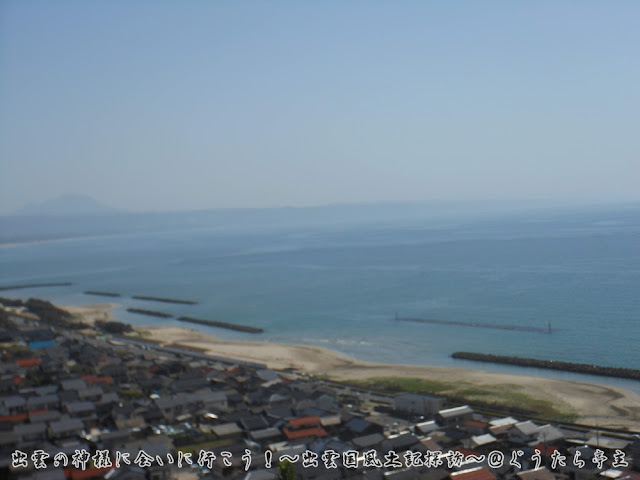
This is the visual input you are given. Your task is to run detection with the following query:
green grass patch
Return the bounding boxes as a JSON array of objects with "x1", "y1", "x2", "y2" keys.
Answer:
[
  {"x1": 69, "y1": 363, "x2": 95, "y2": 375},
  {"x1": 176, "y1": 438, "x2": 234, "y2": 456},
  {"x1": 354, "y1": 377, "x2": 456, "y2": 395},
  {"x1": 2, "y1": 344, "x2": 35, "y2": 359},
  {"x1": 130, "y1": 329, "x2": 161, "y2": 342},
  {"x1": 118, "y1": 389, "x2": 144, "y2": 400},
  {"x1": 453, "y1": 384, "x2": 577, "y2": 422},
  {"x1": 354, "y1": 376, "x2": 577, "y2": 423}
]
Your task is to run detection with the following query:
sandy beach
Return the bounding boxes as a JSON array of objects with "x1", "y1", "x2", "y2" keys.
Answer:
[{"x1": 70, "y1": 304, "x2": 640, "y2": 430}]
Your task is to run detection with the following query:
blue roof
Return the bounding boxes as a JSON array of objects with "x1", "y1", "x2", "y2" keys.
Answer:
[{"x1": 28, "y1": 339, "x2": 56, "y2": 349}]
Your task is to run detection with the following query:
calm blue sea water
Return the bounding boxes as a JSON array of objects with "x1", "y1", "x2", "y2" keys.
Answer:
[{"x1": 1, "y1": 206, "x2": 639, "y2": 392}]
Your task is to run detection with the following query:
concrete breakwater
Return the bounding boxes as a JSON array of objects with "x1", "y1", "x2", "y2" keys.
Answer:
[
  {"x1": 397, "y1": 316, "x2": 550, "y2": 334},
  {"x1": 132, "y1": 295, "x2": 198, "y2": 305},
  {"x1": 83, "y1": 292, "x2": 195, "y2": 303},
  {"x1": 177, "y1": 315, "x2": 263, "y2": 334},
  {"x1": 126, "y1": 308, "x2": 173, "y2": 318},
  {"x1": 0, "y1": 282, "x2": 72, "y2": 291},
  {"x1": 84, "y1": 290, "x2": 121, "y2": 297},
  {"x1": 452, "y1": 352, "x2": 640, "y2": 380}
]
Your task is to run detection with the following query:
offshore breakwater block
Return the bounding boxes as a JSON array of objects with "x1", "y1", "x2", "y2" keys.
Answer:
[
  {"x1": 178, "y1": 316, "x2": 264, "y2": 334},
  {"x1": 451, "y1": 352, "x2": 640, "y2": 380},
  {"x1": 126, "y1": 308, "x2": 173, "y2": 318}
]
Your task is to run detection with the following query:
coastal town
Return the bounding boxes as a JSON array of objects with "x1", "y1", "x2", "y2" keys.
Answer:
[{"x1": 1, "y1": 298, "x2": 639, "y2": 480}]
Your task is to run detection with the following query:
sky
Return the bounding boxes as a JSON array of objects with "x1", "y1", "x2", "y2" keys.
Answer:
[{"x1": 1, "y1": 1, "x2": 639, "y2": 214}]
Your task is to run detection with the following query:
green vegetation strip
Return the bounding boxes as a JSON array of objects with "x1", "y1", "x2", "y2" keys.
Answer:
[
  {"x1": 95, "y1": 320, "x2": 133, "y2": 334},
  {"x1": 355, "y1": 376, "x2": 577, "y2": 423},
  {"x1": 357, "y1": 377, "x2": 453, "y2": 394},
  {"x1": 2, "y1": 298, "x2": 87, "y2": 329},
  {"x1": 176, "y1": 439, "x2": 234, "y2": 456}
]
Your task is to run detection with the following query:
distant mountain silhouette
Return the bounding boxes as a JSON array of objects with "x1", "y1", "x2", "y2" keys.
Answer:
[{"x1": 15, "y1": 194, "x2": 119, "y2": 216}]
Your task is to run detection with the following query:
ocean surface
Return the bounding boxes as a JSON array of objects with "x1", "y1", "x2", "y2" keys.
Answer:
[{"x1": 1, "y1": 205, "x2": 639, "y2": 393}]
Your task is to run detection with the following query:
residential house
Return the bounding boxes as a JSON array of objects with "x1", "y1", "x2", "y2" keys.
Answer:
[
  {"x1": 450, "y1": 467, "x2": 496, "y2": 480},
  {"x1": 65, "y1": 401, "x2": 97, "y2": 422},
  {"x1": 341, "y1": 416, "x2": 383, "y2": 440},
  {"x1": 282, "y1": 416, "x2": 328, "y2": 442},
  {"x1": 436, "y1": 406, "x2": 474, "y2": 427},
  {"x1": 48, "y1": 418, "x2": 84, "y2": 440},
  {"x1": 2, "y1": 395, "x2": 26, "y2": 414},
  {"x1": 462, "y1": 420, "x2": 488, "y2": 436},
  {"x1": 14, "y1": 421, "x2": 47, "y2": 447},
  {"x1": 415, "y1": 420, "x2": 440, "y2": 436},
  {"x1": 27, "y1": 393, "x2": 60, "y2": 411},
  {"x1": 394, "y1": 393, "x2": 443, "y2": 418},
  {"x1": 509, "y1": 421, "x2": 540, "y2": 445},
  {"x1": 516, "y1": 467, "x2": 557, "y2": 480},
  {"x1": 211, "y1": 422, "x2": 243, "y2": 441},
  {"x1": 249, "y1": 427, "x2": 283, "y2": 445},
  {"x1": 464, "y1": 434, "x2": 497, "y2": 451}
]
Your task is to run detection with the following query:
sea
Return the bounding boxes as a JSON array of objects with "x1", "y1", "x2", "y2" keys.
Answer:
[{"x1": 1, "y1": 204, "x2": 639, "y2": 394}]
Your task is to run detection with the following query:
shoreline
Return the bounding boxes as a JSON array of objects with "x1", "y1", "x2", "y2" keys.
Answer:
[{"x1": 66, "y1": 303, "x2": 640, "y2": 430}]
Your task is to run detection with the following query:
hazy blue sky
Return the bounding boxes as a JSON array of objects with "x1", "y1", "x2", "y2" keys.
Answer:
[{"x1": 1, "y1": 1, "x2": 638, "y2": 214}]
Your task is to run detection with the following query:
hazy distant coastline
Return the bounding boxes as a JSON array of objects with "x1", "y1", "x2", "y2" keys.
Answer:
[{"x1": 2, "y1": 198, "x2": 639, "y2": 246}]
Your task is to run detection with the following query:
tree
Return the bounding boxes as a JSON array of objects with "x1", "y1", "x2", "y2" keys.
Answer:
[
  {"x1": 95, "y1": 320, "x2": 133, "y2": 334},
  {"x1": 277, "y1": 460, "x2": 296, "y2": 480}
]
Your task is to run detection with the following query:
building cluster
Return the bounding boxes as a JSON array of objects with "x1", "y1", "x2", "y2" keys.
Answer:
[{"x1": 1, "y1": 304, "x2": 639, "y2": 480}]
